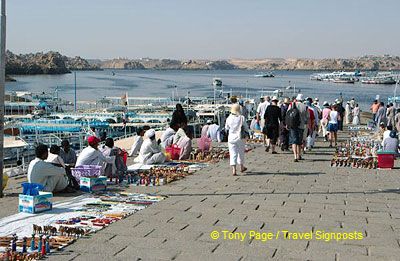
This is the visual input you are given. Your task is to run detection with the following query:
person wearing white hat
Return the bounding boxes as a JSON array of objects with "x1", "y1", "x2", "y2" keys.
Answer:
[
  {"x1": 134, "y1": 129, "x2": 166, "y2": 164},
  {"x1": 264, "y1": 96, "x2": 282, "y2": 154},
  {"x1": 320, "y1": 101, "x2": 331, "y2": 141},
  {"x1": 225, "y1": 104, "x2": 250, "y2": 175},
  {"x1": 256, "y1": 96, "x2": 271, "y2": 147}
]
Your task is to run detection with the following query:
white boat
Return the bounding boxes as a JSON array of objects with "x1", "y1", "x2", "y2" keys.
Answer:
[
  {"x1": 332, "y1": 77, "x2": 356, "y2": 84},
  {"x1": 212, "y1": 78, "x2": 222, "y2": 86},
  {"x1": 254, "y1": 72, "x2": 274, "y2": 78},
  {"x1": 310, "y1": 71, "x2": 362, "y2": 81},
  {"x1": 361, "y1": 74, "x2": 397, "y2": 84}
]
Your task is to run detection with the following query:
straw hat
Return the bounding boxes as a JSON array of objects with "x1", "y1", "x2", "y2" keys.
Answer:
[{"x1": 230, "y1": 104, "x2": 241, "y2": 115}]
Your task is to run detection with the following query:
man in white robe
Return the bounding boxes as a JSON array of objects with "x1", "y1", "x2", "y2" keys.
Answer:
[
  {"x1": 28, "y1": 144, "x2": 69, "y2": 192},
  {"x1": 135, "y1": 129, "x2": 166, "y2": 164}
]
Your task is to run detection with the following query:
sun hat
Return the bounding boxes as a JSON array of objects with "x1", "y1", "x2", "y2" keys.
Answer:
[
  {"x1": 271, "y1": 96, "x2": 279, "y2": 102},
  {"x1": 296, "y1": 94, "x2": 304, "y2": 101},
  {"x1": 206, "y1": 119, "x2": 212, "y2": 124},
  {"x1": 323, "y1": 101, "x2": 329, "y2": 107},
  {"x1": 87, "y1": 136, "x2": 100, "y2": 146},
  {"x1": 230, "y1": 104, "x2": 241, "y2": 115}
]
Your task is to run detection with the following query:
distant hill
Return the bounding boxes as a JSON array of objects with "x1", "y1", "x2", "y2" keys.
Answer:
[
  {"x1": 6, "y1": 51, "x2": 400, "y2": 77},
  {"x1": 96, "y1": 55, "x2": 400, "y2": 71},
  {"x1": 229, "y1": 55, "x2": 400, "y2": 70},
  {"x1": 6, "y1": 50, "x2": 101, "y2": 76}
]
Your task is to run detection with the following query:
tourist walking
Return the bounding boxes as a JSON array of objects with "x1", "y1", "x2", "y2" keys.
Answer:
[
  {"x1": 225, "y1": 104, "x2": 249, "y2": 176},
  {"x1": 375, "y1": 102, "x2": 386, "y2": 125},
  {"x1": 336, "y1": 100, "x2": 345, "y2": 131},
  {"x1": 327, "y1": 105, "x2": 340, "y2": 147},
  {"x1": 386, "y1": 103, "x2": 395, "y2": 128},
  {"x1": 263, "y1": 96, "x2": 282, "y2": 154},
  {"x1": 345, "y1": 101, "x2": 351, "y2": 125},
  {"x1": 352, "y1": 104, "x2": 360, "y2": 125},
  {"x1": 395, "y1": 108, "x2": 400, "y2": 133},
  {"x1": 256, "y1": 96, "x2": 270, "y2": 147},
  {"x1": 279, "y1": 97, "x2": 290, "y2": 151},
  {"x1": 320, "y1": 101, "x2": 331, "y2": 141},
  {"x1": 370, "y1": 100, "x2": 380, "y2": 123},
  {"x1": 287, "y1": 94, "x2": 309, "y2": 162}
]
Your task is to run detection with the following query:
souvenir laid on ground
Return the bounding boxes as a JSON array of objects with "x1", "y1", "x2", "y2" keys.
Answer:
[
  {"x1": 189, "y1": 148, "x2": 229, "y2": 162},
  {"x1": 331, "y1": 139, "x2": 380, "y2": 169},
  {"x1": 0, "y1": 192, "x2": 165, "y2": 260}
]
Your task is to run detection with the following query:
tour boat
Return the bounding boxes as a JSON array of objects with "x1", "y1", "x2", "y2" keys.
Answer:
[
  {"x1": 332, "y1": 77, "x2": 356, "y2": 84},
  {"x1": 361, "y1": 75, "x2": 397, "y2": 84},
  {"x1": 212, "y1": 78, "x2": 222, "y2": 86},
  {"x1": 254, "y1": 72, "x2": 274, "y2": 78}
]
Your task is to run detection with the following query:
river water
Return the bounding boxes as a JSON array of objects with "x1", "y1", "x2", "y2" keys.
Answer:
[{"x1": 6, "y1": 70, "x2": 398, "y2": 110}]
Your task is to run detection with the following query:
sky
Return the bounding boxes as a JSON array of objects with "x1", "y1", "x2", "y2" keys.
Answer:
[{"x1": 6, "y1": 0, "x2": 400, "y2": 59}]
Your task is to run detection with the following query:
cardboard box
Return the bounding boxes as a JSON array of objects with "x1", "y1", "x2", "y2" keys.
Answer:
[
  {"x1": 19, "y1": 191, "x2": 53, "y2": 214},
  {"x1": 80, "y1": 176, "x2": 107, "y2": 192}
]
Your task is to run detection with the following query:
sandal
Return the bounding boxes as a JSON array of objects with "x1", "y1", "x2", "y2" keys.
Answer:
[{"x1": 241, "y1": 167, "x2": 248, "y2": 173}]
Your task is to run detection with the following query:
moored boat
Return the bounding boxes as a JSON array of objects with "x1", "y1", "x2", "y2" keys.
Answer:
[
  {"x1": 212, "y1": 78, "x2": 222, "y2": 86},
  {"x1": 333, "y1": 77, "x2": 356, "y2": 84},
  {"x1": 254, "y1": 72, "x2": 274, "y2": 78}
]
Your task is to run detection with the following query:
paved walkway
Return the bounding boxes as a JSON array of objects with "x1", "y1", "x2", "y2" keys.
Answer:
[{"x1": 42, "y1": 136, "x2": 400, "y2": 261}]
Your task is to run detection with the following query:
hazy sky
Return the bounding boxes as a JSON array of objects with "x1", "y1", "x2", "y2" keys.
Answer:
[{"x1": 7, "y1": 0, "x2": 400, "y2": 59}]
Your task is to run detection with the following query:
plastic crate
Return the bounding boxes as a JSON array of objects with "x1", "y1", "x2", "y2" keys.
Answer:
[{"x1": 377, "y1": 151, "x2": 395, "y2": 169}]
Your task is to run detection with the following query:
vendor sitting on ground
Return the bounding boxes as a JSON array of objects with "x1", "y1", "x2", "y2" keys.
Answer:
[
  {"x1": 128, "y1": 128, "x2": 145, "y2": 157},
  {"x1": 161, "y1": 121, "x2": 179, "y2": 148},
  {"x1": 383, "y1": 130, "x2": 399, "y2": 155},
  {"x1": 100, "y1": 138, "x2": 127, "y2": 178},
  {"x1": 207, "y1": 120, "x2": 222, "y2": 142},
  {"x1": 135, "y1": 129, "x2": 166, "y2": 164},
  {"x1": 176, "y1": 128, "x2": 193, "y2": 160},
  {"x1": 60, "y1": 139, "x2": 77, "y2": 166},
  {"x1": 28, "y1": 144, "x2": 70, "y2": 193},
  {"x1": 46, "y1": 145, "x2": 66, "y2": 168},
  {"x1": 76, "y1": 136, "x2": 115, "y2": 167}
]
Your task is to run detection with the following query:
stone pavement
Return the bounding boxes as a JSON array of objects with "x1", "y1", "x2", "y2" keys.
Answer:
[{"x1": 44, "y1": 137, "x2": 400, "y2": 261}]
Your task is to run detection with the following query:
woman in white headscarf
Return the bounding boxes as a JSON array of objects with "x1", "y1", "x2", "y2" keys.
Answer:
[
  {"x1": 134, "y1": 129, "x2": 166, "y2": 164},
  {"x1": 225, "y1": 104, "x2": 250, "y2": 176}
]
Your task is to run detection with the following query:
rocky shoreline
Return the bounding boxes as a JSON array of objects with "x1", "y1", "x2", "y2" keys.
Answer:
[
  {"x1": 6, "y1": 50, "x2": 101, "y2": 76},
  {"x1": 6, "y1": 51, "x2": 400, "y2": 78}
]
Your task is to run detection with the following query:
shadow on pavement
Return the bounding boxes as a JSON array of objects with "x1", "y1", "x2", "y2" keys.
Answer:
[{"x1": 244, "y1": 171, "x2": 324, "y2": 176}]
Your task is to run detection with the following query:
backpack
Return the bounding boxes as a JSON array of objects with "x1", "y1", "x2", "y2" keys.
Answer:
[{"x1": 285, "y1": 102, "x2": 301, "y2": 128}]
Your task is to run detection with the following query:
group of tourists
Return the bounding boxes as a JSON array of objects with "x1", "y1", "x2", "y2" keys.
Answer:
[
  {"x1": 27, "y1": 97, "x2": 400, "y2": 190},
  {"x1": 370, "y1": 100, "x2": 400, "y2": 132}
]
